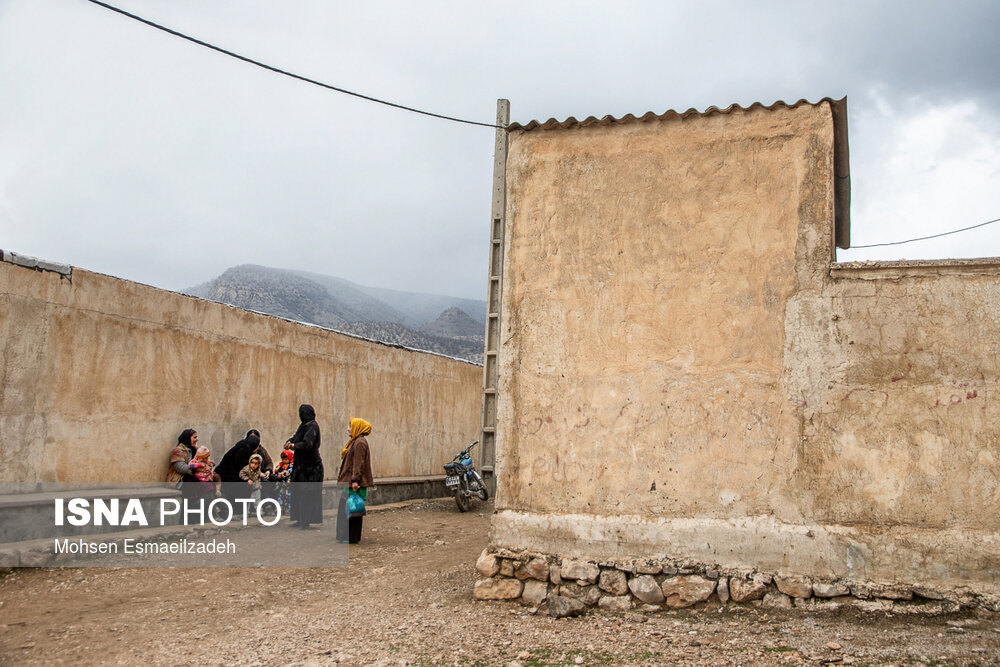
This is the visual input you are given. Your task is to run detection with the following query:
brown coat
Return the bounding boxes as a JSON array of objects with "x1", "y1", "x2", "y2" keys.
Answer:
[{"x1": 338, "y1": 436, "x2": 374, "y2": 488}]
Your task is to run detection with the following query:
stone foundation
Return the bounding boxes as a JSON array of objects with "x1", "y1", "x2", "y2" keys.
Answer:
[{"x1": 472, "y1": 549, "x2": 1000, "y2": 617}]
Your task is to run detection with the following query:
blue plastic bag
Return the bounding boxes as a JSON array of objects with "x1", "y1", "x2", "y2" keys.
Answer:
[{"x1": 346, "y1": 490, "x2": 366, "y2": 517}]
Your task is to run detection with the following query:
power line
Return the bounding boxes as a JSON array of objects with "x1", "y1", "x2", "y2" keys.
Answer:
[
  {"x1": 850, "y1": 216, "x2": 1000, "y2": 249},
  {"x1": 83, "y1": 0, "x2": 503, "y2": 130}
]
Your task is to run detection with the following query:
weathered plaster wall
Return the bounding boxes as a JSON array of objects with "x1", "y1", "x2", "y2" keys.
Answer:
[
  {"x1": 491, "y1": 101, "x2": 1000, "y2": 598},
  {"x1": 0, "y1": 262, "x2": 481, "y2": 482}
]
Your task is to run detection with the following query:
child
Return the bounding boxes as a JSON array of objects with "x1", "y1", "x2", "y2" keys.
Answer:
[
  {"x1": 272, "y1": 449, "x2": 294, "y2": 513},
  {"x1": 239, "y1": 453, "x2": 264, "y2": 502},
  {"x1": 188, "y1": 446, "x2": 220, "y2": 499}
]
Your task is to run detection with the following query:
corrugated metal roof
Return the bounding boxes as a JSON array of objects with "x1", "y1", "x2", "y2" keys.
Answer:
[{"x1": 507, "y1": 96, "x2": 846, "y2": 132}]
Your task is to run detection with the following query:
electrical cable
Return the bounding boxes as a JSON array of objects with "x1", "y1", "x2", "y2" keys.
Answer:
[
  {"x1": 83, "y1": 0, "x2": 503, "y2": 130},
  {"x1": 850, "y1": 216, "x2": 1000, "y2": 249}
]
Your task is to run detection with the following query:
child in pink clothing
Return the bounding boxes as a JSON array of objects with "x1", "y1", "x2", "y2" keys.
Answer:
[{"x1": 188, "y1": 446, "x2": 220, "y2": 498}]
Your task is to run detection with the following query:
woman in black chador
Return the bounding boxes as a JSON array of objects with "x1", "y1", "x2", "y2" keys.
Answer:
[{"x1": 287, "y1": 404, "x2": 323, "y2": 528}]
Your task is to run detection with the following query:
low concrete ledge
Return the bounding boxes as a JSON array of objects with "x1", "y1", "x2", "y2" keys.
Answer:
[{"x1": 321, "y1": 475, "x2": 453, "y2": 508}]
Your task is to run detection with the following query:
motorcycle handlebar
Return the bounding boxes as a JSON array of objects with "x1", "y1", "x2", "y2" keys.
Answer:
[{"x1": 451, "y1": 440, "x2": 480, "y2": 461}]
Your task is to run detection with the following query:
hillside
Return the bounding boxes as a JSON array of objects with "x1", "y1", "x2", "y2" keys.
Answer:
[
  {"x1": 420, "y1": 307, "x2": 483, "y2": 339},
  {"x1": 184, "y1": 264, "x2": 485, "y2": 362}
]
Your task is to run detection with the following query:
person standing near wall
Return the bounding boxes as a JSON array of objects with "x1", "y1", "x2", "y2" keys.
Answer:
[
  {"x1": 337, "y1": 418, "x2": 374, "y2": 544},
  {"x1": 287, "y1": 404, "x2": 323, "y2": 529}
]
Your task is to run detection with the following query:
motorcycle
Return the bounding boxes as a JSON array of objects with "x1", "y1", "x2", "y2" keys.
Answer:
[{"x1": 444, "y1": 440, "x2": 489, "y2": 512}]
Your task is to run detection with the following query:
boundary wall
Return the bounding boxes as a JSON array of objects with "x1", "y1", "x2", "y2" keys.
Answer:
[{"x1": 0, "y1": 257, "x2": 481, "y2": 483}]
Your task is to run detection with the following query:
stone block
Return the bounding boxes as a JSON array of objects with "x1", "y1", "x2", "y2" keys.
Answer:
[
  {"x1": 549, "y1": 564, "x2": 562, "y2": 585},
  {"x1": 498, "y1": 559, "x2": 515, "y2": 578},
  {"x1": 661, "y1": 576, "x2": 716, "y2": 608},
  {"x1": 635, "y1": 560, "x2": 662, "y2": 575},
  {"x1": 598, "y1": 569, "x2": 628, "y2": 596},
  {"x1": 547, "y1": 595, "x2": 586, "y2": 619},
  {"x1": 872, "y1": 585, "x2": 912, "y2": 601},
  {"x1": 628, "y1": 574, "x2": 665, "y2": 604},
  {"x1": 912, "y1": 586, "x2": 944, "y2": 600},
  {"x1": 560, "y1": 583, "x2": 600, "y2": 606},
  {"x1": 598, "y1": 595, "x2": 633, "y2": 612},
  {"x1": 521, "y1": 579, "x2": 549, "y2": 606},
  {"x1": 560, "y1": 558, "x2": 599, "y2": 583},
  {"x1": 473, "y1": 577, "x2": 523, "y2": 600},
  {"x1": 475, "y1": 549, "x2": 499, "y2": 578},
  {"x1": 812, "y1": 582, "x2": 850, "y2": 598},
  {"x1": 775, "y1": 575, "x2": 813, "y2": 599},
  {"x1": 515, "y1": 557, "x2": 549, "y2": 581},
  {"x1": 729, "y1": 576, "x2": 768, "y2": 603},
  {"x1": 716, "y1": 577, "x2": 730, "y2": 605}
]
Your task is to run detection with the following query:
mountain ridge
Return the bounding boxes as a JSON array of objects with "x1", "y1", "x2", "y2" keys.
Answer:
[{"x1": 184, "y1": 264, "x2": 486, "y2": 363}]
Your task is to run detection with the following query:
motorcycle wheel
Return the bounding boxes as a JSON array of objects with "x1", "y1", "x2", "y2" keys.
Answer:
[
  {"x1": 476, "y1": 484, "x2": 489, "y2": 502},
  {"x1": 455, "y1": 491, "x2": 471, "y2": 512}
]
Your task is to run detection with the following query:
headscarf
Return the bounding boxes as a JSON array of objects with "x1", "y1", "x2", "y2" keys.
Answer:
[
  {"x1": 299, "y1": 404, "x2": 316, "y2": 423},
  {"x1": 249, "y1": 453, "x2": 262, "y2": 466},
  {"x1": 342, "y1": 418, "x2": 372, "y2": 459},
  {"x1": 177, "y1": 429, "x2": 196, "y2": 448},
  {"x1": 194, "y1": 446, "x2": 211, "y2": 461},
  {"x1": 281, "y1": 449, "x2": 294, "y2": 463}
]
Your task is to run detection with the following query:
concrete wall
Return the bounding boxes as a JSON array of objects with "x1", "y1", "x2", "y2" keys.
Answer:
[
  {"x1": 0, "y1": 261, "x2": 482, "y2": 483},
  {"x1": 491, "y1": 101, "x2": 1000, "y2": 598}
]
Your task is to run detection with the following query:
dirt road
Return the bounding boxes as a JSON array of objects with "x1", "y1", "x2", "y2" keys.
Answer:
[{"x1": 1, "y1": 499, "x2": 998, "y2": 666}]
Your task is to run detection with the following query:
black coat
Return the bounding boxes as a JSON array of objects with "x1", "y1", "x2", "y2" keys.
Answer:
[
  {"x1": 215, "y1": 434, "x2": 260, "y2": 483},
  {"x1": 289, "y1": 405, "x2": 323, "y2": 483}
]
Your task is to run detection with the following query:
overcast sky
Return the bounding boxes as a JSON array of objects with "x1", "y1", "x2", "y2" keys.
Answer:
[{"x1": 1, "y1": 1, "x2": 998, "y2": 300}]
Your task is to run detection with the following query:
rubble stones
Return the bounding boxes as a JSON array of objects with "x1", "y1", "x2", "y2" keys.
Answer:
[
  {"x1": 598, "y1": 569, "x2": 629, "y2": 596},
  {"x1": 813, "y1": 582, "x2": 850, "y2": 598},
  {"x1": 514, "y1": 557, "x2": 549, "y2": 581},
  {"x1": 559, "y1": 559, "x2": 600, "y2": 583},
  {"x1": 775, "y1": 575, "x2": 813, "y2": 599},
  {"x1": 520, "y1": 580, "x2": 549, "y2": 607},
  {"x1": 547, "y1": 595, "x2": 586, "y2": 619},
  {"x1": 661, "y1": 576, "x2": 716, "y2": 608},
  {"x1": 472, "y1": 549, "x2": 993, "y2": 616},
  {"x1": 627, "y1": 575, "x2": 665, "y2": 604},
  {"x1": 476, "y1": 549, "x2": 500, "y2": 578},
  {"x1": 729, "y1": 577, "x2": 769, "y2": 603},
  {"x1": 473, "y1": 577, "x2": 523, "y2": 600}
]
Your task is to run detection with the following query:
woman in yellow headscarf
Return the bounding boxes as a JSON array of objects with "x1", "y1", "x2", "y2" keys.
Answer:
[{"x1": 337, "y1": 418, "x2": 374, "y2": 544}]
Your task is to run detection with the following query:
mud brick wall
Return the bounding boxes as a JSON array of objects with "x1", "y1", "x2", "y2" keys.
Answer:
[{"x1": 490, "y1": 100, "x2": 1000, "y2": 600}]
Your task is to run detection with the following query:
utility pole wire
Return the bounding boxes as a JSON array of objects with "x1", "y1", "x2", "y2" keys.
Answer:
[
  {"x1": 83, "y1": 0, "x2": 503, "y2": 130},
  {"x1": 850, "y1": 216, "x2": 1000, "y2": 249}
]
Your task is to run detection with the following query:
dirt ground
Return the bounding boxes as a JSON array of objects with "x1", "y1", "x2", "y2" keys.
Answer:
[{"x1": 1, "y1": 498, "x2": 998, "y2": 666}]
